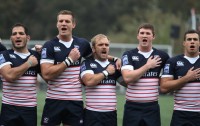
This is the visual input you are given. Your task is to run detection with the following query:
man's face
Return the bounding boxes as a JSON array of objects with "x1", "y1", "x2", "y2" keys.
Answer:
[
  {"x1": 57, "y1": 14, "x2": 76, "y2": 37},
  {"x1": 10, "y1": 26, "x2": 29, "y2": 50},
  {"x1": 184, "y1": 33, "x2": 200, "y2": 56},
  {"x1": 92, "y1": 37, "x2": 110, "y2": 61},
  {"x1": 137, "y1": 28, "x2": 154, "y2": 48}
]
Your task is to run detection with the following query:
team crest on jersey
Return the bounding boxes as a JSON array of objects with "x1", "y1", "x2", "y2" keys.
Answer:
[
  {"x1": 90, "y1": 63, "x2": 97, "y2": 68},
  {"x1": 41, "y1": 48, "x2": 47, "y2": 58},
  {"x1": 132, "y1": 56, "x2": 139, "y2": 61},
  {"x1": 163, "y1": 64, "x2": 170, "y2": 74},
  {"x1": 0, "y1": 54, "x2": 6, "y2": 64},
  {"x1": 54, "y1": 46, "x2": 61, "y2": 52},
  {"x1": 9, "y1": 54, "x2": 16, "y2": 59},
  {"x1": 74, "y1": 45, "x2": 80, "y2": 49},
  {"x1": 176, "y1": 61, "x2": 184, "y2": 66},
  {"x1": 122, "y1": 55, "x2": 129, "y2": 65}
]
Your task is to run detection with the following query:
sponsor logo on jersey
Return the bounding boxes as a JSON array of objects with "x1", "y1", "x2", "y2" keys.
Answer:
[
  {"x1": 41, "y1": 48, "x2": 47, "y2": 58},
  {"x1": 100, "y1": 79, "x2": 116, "y2": 84},
  {"x1": 54, "y1": 46, "x2": 61, "y2": 52},
  {"x1": 143, "y1": 71, "x2": 158, "y2": 77},
  {"x1": 163, "y1": 64, "x2": 170, "y2": 74},
  {"x1": 90, "y1": 63, "x2": 97, "y2": 68},
  {"x1": 24, "y1": 70, "x2": 36, "y2": 76},
  {"x1": 132, "y1": 56, "x2": 139, "y2": 61},
  {"x1": 0, "y1": 54, "x2": 5, "y2": 64},
  {"x1": 176, "y1": 61, "x2": 184, "y2": 66},
  {"x1": 9, "y1": 54, "x2": 16, "y2": 59},
  {"x1": 122, "y1": 55, "x2": 128, "y2": 65}
]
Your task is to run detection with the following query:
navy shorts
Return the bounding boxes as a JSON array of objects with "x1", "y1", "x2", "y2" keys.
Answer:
[
  {"x1": 170, "y1": 110, "x2": 200, "y2": 126},
  {"x1": 0, "y1": 103, "x2": 37, "y2": 126},
  {"x1": 123, "y1": 101, "x2": 161, "y2": 126},
  {"x1": 83, "y1": 109, "x2": 117, "y2": 126},
  {"x1": 41, "y1": 99, "x2": 84, "y2": 126}
]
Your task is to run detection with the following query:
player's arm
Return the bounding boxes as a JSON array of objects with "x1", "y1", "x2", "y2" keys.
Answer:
[
  {"x1": 160, "y1": 67, "x2": 200, "y2": 93},
  {"x1": 81, "y1": 64, "x2": 115, "y2": 86},
  {"x1": 122, "y1": 56, "x2": 161, "y2": 83},
  {"x1": 41, "y1": 48, "x2": 80, "y2": 81},
  {"x1": 0, "y1": 55, "x2": 38, "y2": 82},
  {"x1": 107, "y1": 55, "x2": 121, "y2": 70},
  {"x1": 40, "y1": 62, "x2": 67, "y2": 81}
]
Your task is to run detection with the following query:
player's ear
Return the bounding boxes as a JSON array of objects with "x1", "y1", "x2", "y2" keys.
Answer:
[{"x1": 27, "y1": 35, "x2": 30, "y2": 41}]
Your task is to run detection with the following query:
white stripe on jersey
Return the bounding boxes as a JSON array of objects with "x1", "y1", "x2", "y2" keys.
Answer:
[
  {"x1": 85, "y1": 85, "x2": 117, "y2": 112},
  {"x1": 126, "y1": 78, "x2": 159, "y2": 102},
  {"x1": 174, "y1": 82, "x2": 200, "y2": 112},
  {"x1": 46, "y1": 66, "x2": 83, "y2": 101},
  {"x1": 2, "y1": 76, "x2": 37, "y2": 107}
]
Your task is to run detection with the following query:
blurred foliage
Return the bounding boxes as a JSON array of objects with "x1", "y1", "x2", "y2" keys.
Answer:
[{"x1": 0, "y1": 0, "x2": 200, "y2": 50}]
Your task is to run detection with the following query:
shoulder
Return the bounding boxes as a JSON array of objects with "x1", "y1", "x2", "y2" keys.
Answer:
[
  {"x1": 82, "y1": 58, "x2": 94, "y2": 64},
  {"x1": 73, "y1": 36, "x2": 89, "y2": 43},
  {"x1": 28, "y1": 49, "x2": 40, "y2": 57},
  {"x1": 167, "y1": 54, "x2": 183, "y2": 63},
  {"x1": 153, "y1": 48, "x2": 170, "y2": 60},
  {"x1": 123, "y1": 48, "x2": 137, "y2": 55},
  {"x1": 43, "y1": 37, "x2": 59, "y2": 46},
  {"x1": 153, "y1": 48, "x2": 169, "y2": 56},
  {"x1": 73, "y1": 36, "x2": 90, "y2": 46}
]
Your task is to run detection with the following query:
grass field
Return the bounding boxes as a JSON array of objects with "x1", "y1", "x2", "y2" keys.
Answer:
[
  {"x1": 37, "y1": 91, "x2": 173, "y2": 126},
  {"x1": 0, "y1": 91, "x2": 174, "y2": 126}
]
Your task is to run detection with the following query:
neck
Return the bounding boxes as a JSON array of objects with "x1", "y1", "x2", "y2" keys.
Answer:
[
  {"x1": 184, "y1": 52, "x2": 199, "y2": 58},
  {"x1": 137, "y1": 46, "x2": 152, "y2": 52},
  {"x1": 57, "y1": 35, "x2": 72, "y2": 42},
  {"x1": 13, "y1": 47, "x2": 29, "y2": 53}
]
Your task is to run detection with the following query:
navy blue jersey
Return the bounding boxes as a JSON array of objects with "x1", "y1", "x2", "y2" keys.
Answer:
[
  {"x1": 41, "y1": 36, "x2": 91, "y2": 66},
  {"x1": 121, "y1": 48, "x2": 169, "y2": 102},
  {"x1": 162, "y1": 54, "x2": 200, "y2": 112},
  {"x1": 40, "y1": 36, "x2": 92, "y2": 101},
  {"x1": 80, "y1": 59, "x2": 121, "y2": 112},
  {"x1": 0, "y1": 49, "x2": 40, "y2": 107}
]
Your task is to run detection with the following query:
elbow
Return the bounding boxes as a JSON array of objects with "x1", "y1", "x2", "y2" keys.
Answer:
[
  {"x1": 122, "y1": 76, "x2": 132, "y2": 84},
  {"x1": 42, "y1": 75, "x2": 51, "y2": 81},
  {"x1": 4, "y1": 76, "x2": 17, "y2": 82},
  {"x1": 160, "y1": 86, "x2": 170, "y2": 94},
  {"x1": 83, "y1": 81, "x2": 96, "y2": 87},
  {"x1": 41, "y1": 73, "x2": 52, "y2": 81}
]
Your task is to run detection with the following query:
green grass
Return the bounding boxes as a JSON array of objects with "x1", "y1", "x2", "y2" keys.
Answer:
[{"x1": 0, "y1": 91, "x2": 173, "y2": 126}]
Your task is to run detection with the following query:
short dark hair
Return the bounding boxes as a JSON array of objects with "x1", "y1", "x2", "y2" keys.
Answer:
[
  {"x1": 57, "y1": 10, "x2": 76, "y2": 23},
  {"x1": 183, "y1": 29, "x2": 200, "y2": 41},
  {"x1": 137, "y1": 23, "x2": 155, "y2": 36},
  {"x1": 11, "y1": 23, "x2": 29, "y2": 35}
]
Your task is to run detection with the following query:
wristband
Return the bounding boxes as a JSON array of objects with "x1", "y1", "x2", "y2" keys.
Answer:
[
  {"x1": 64, "y1": 58, "x2": 71, "y2": 67},
  {"x1": 64, "y1": 57, "x2": 74, "y2": 67},
  {"x1": 67, "y1": 57, "x2": 73, "y2": 64},
  {"x1": 113, "y1": 57, "x2": 118, "y2": 62},
  {"x1": 102, "y1": 70, "x2": 109, "y2": 77}
]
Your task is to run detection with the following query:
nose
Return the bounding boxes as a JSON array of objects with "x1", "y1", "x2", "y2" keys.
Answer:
[{"x1": 15, "y1": 33, "x2": 21, "y2": 38}]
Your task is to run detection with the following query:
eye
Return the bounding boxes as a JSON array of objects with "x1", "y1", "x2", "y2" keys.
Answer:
[{"x1": 187, "y1": 38, "x2": 198, "y2": 41}]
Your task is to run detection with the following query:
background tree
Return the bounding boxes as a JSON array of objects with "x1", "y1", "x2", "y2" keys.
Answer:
[{"x1": 0, "y1": 0, "x2": 199, "y2": 55}]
